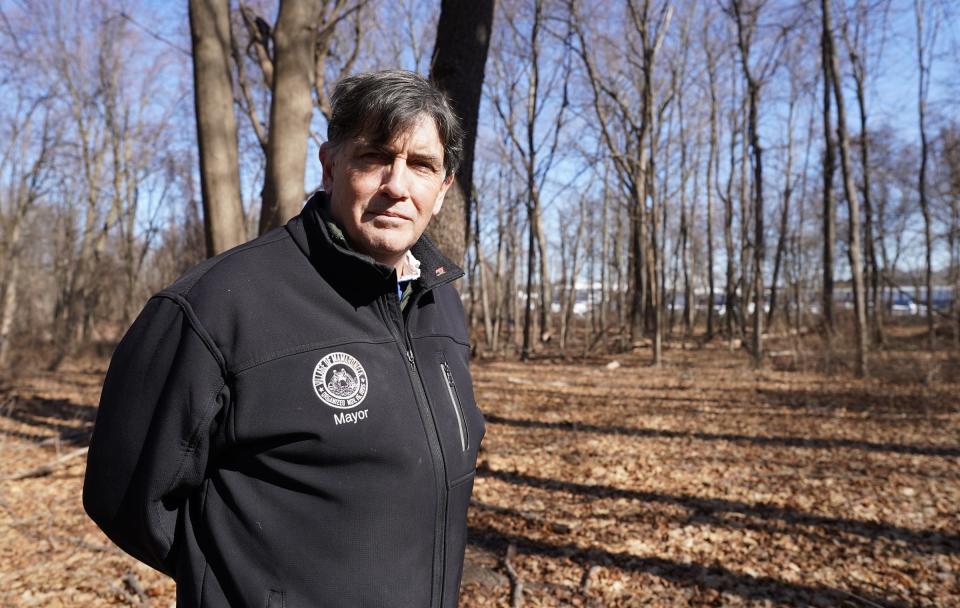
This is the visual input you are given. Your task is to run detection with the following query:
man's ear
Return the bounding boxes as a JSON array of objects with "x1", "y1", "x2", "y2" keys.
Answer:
[
  {"x1": 432, "y1": 173, "x2": 455, "y2": 216},
  {"x1": 319, "y1": 143, "x2": 335, "y2": 192}
]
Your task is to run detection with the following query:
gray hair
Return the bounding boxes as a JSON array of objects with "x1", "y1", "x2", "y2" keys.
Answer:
[{"x1": 326, "y1": 70, "x2": 464, "y2": 178}]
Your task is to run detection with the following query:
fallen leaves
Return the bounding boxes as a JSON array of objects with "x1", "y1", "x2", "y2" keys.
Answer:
[
  {"x1": 464, "y1": 346, "x2": 960, "y2": 606},
  {"x1": 1, "y1": 345, "x2": 958, "y2": 606}
]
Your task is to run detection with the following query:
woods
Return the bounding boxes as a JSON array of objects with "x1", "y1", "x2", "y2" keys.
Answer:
[{"x1": 0, "y1": 0, "x2": 958, "y2": 373}]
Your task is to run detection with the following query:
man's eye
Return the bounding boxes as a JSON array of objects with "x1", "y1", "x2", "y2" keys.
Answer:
[
  {"x1": 411, "y1": 161, "x2": 437, "y2": 172},
  {"x1": 357, "y1": 151, "x2": 388, "y2": 163}
]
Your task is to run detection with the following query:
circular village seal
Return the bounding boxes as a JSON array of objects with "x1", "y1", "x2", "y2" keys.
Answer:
[{"x1": 312, "y1": 352, "x2": 369, "y2": 409}]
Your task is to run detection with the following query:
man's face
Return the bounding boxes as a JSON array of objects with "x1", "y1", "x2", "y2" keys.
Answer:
[{"x1": 319, "y1": 116, "x2": 454, "y2": 270}]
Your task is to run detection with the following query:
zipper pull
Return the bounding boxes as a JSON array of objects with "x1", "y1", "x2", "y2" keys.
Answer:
[{"x1": 407, "y1": 349, "x2": 416, "y2": 368}]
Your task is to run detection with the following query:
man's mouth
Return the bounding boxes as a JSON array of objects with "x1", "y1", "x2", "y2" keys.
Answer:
[{"x1": 368, "y1": 209, "x2": 412, "y2": 221}]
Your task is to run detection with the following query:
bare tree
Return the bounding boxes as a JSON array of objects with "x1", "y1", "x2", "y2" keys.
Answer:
[
  {"x1": 821, "y1": 8, "x2": 837, "y2": 341},
  {"x1": 766, "y1": 80, "x2": 796, "y2": 332},
  {"x1": 941, "y1": 125, "x2": 960, "y2": 345},
  {"x1": 703, "y1": 13, "x2": 721, "y2": 340},
  {"x1": 914, "y1": 0, "x2": 939, "y2": 349},
  {"x1": 728, "y1": 0, "x2": 774, "y2": 367},
  {"x1": 0, "y1": 101, "x2": 58, "y2": 366},
  {"x1": 823, "y1": 0, "x2": 869, "y2": 377},
  {"x1": 558, "y1": 198, "x2": 586, "y2": 351},
  {"x1": 569, "y1": 0, "x2": 672, "y2": 364},
  {"x1": 841, "y1": 0, "x2": 891, "y2": 345},
  {"x1": 490, "y1": 0, "x2": 571, "y2": 360}
]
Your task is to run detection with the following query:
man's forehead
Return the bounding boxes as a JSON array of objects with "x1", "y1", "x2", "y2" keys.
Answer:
[{"x1": 352, "y1": 114, "x2": 441, "y2": 149}]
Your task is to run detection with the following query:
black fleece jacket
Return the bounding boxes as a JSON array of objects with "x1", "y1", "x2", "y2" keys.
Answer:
[{"x1": 83, "y1": 192, "x2": 485, "y2": 607}]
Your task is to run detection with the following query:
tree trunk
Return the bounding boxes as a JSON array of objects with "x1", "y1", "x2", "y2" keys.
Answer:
[
  {"x1": 189, "y1": 0, "x2": 246, "y2": 256},
  {"x1": 767, "y1": 88, "x2": 797, "y2": 331},
  {"x1": 533, "y1": 193, "x2": 551, "y2": 343},
  {"x1": 824, "y1": 0, "x2": 868, "y2": 377},
  {"x1": 729, "y1": 0, "x2": 765, "y2": 365},
  {"x1": 428, "y1": 0, "x2": 495, "y2": 267},
  {"x1": 846, "y1": 27, "x2": 882, "y2": 345},
  {"x1": 599, "y1": 173, "x2": 609, "y2": 349},
  {"x1": 706, "y1": 53, "x2": 718, "y2": 339},
  {"x1": 914, "y1": 0, "x2": 935, "y2": 350},
  {"x1": 259, "y1": 0, "x2": 321, "y2": 233},
  {"x1": 821, "y1": 19, "x2": 837, "y2": 340},
  {"x1": 650, "y1": 163, "x2": 662, "y2": 366},
  {"x1": 951, "y1": 188, "x2": 959, "y2": 346},
  {"x1": 476, "y1": 196, "x2": 494, "y2": 352},
  {"x1": 737, "y1": 98, "x2": 751, "y2": 342},
  {"x1": 521, "y1": 212, "x2": 536, "y2": 360},
  {"x1": 723, "y1": 110, "x2": 737, "y2": 346},
  {"x1": 0, "y1": 219, "x2": 24, "y2": 366}
]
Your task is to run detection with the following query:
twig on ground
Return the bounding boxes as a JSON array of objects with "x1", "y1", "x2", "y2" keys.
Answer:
[
  {"x1": 3, "y1": 446, "x2": 88, "y2": 480},
  {"x1": 579, "y1": 564, "x2": 598, "y2": 592},
  {"x1": 105, "y1": 578, "x2": 131, "y2": 603},
  {"x1": 123, "y1": 571, "x2": 152, "y2": 607},
  {"x1": 837, "y1": 588, "x2": 891, "y2": 608},
  {"x1": 502, "y1": 543, "x2": 524, "y2": 608}
]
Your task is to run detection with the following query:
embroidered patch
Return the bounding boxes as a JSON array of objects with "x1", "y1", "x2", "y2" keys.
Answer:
[{"x1": 312, "y1": 352, "x2": 369, "y2": 409}]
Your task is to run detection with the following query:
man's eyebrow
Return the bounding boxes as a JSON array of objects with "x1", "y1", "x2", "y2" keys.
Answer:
[
  {"x1": 406, "y1": 151, "x2": 443, "y2": 168},
  {"x1": 353, "y1": 141, "x2": 387, "y2": 153}
]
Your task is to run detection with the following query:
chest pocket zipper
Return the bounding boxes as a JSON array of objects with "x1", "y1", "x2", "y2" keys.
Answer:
[{"x1": 440, "y1": 361, "x2": 469, "y2": 451}]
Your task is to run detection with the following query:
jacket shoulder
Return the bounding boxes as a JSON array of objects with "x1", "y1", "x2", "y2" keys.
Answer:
[{"x1": 162, "y1": 226, "x2": 295, "y2": 298}]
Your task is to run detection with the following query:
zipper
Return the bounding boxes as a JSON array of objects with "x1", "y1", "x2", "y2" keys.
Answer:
[
  {"x1": 382, "y1": 290, "x2": 447, "y2": 608},
  {"x1": 440, "y1": 361, "x2": 468, "y2": 451}
]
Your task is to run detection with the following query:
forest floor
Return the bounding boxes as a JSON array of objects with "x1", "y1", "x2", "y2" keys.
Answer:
[{"x1": 0, "y1": 332, "x2": 958, "y2": 607}]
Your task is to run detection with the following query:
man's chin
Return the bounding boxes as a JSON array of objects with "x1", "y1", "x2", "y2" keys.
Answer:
[{"x1": 356, "y1": 232, "x2": 416, "y2": 267}]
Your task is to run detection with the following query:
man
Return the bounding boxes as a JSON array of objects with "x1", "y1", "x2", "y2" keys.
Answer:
[{"x1": 83, "y1": 70, "x2": 485, "y2": 608}]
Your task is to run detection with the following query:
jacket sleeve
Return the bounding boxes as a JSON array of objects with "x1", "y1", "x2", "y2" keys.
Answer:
[{"x1": 83, "y1": 293, "x2": 228, "y2": 576}]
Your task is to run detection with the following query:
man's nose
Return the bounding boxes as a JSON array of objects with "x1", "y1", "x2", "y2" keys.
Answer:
[{"x1": 380, "y1": 159, "x2": 410, "y2": 199}]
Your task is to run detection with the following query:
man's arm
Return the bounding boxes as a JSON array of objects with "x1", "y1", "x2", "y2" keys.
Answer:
[{"x1": 83, "y1": 294, "x2": 228, "y2": 576}]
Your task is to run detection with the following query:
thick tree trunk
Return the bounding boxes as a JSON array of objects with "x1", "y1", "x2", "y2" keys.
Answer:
[
  {"x1": 259, "y1": 0, "x2": 321, "y2": 233},
  {"x1": 428, "y1": 0, "x2": 495, "y2": 266},
  {"x1": 189, "y1": 0, "x2": 246, "y2": 256}
]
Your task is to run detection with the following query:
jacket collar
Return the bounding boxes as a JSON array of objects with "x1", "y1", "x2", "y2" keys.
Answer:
[{"x1": 286, "y1": 191, "x2": 463, "y2": 293}]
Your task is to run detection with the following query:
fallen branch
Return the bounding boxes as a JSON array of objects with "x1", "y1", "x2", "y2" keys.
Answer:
[{"x1": 3, "y1": 446, "x2": 88, "y2": 481}]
